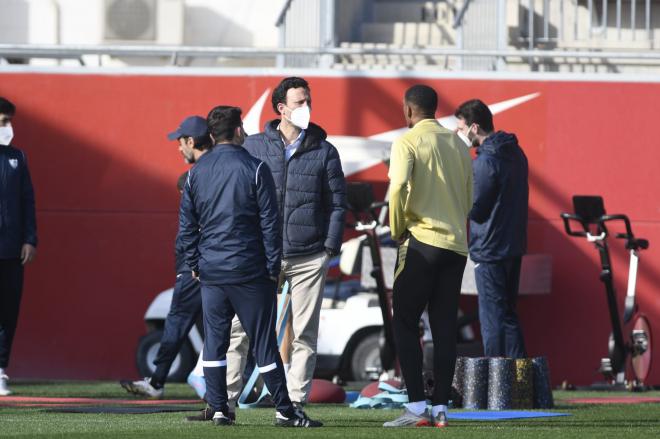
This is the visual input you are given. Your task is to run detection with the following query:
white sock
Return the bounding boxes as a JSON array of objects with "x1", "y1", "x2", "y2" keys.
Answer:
[
  {"x1": 283, "y1": 363, "x2": 290, "y2": 375},
  {"x1": 431, "y1": 404, "x2": 448, "y2": 417},
  {"x1": 404, "y1": 400, "x2": 427, "y2": 416}
]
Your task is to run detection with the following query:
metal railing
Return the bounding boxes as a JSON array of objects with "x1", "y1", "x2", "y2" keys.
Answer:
[
  {"x1": 1, "y1": 1, "x2": 658, "y2": 71},
  {"x1": 452, "y1": 0, "x2": 657, "y2": 71},
  {"x1": 275, "y1": 0, "x2": 336, "y2": 68},
  {"x1": 3, "y1": 43, "x2": 660, "y2": 65},
  {"x1": 519, "y1": 0, "x2": 655, "y2": 46}
]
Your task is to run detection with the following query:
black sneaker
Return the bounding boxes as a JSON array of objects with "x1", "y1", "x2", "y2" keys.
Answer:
[
  {"x1": 212, "y1": 411, "x2": 234, "y2": 426},
  {"x1": 186, "y1": 405, "x2": 236, "y2": 422},
  {"x1": 185, "y1": 406, "x2": 213, "y2": 422},
  {"x1": 275, "y1": 408, "x2": 323, "y2": 427}
]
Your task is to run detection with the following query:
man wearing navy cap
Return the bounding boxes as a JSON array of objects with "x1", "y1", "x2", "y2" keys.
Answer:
[
  {"x1": 120, "y1": 115, "x2": 211, "y2": 399},
  {"x1": 167, "y1": 116, "x2": 211, "y2": 164}
]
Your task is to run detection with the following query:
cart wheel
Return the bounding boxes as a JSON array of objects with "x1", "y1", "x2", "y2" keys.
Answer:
[
  {"x1": 136, "y1": 330, "x2": 196, "y2": 382},
  {"x1": 631, "y1": 315, "x2": 652, "y2": 383},
  {"x1": 350, "y1": 332, "x2": 381, "y2": 381}
]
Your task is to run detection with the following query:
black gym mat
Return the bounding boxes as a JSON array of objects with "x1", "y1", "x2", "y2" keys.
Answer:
[{"x1": 46, "y1": 405, "x2": 201, "y2": 414}]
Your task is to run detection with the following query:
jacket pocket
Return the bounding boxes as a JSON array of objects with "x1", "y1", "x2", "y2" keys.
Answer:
[{"x1": 286, "y1": 207, "x2": 320, "y2": 247}]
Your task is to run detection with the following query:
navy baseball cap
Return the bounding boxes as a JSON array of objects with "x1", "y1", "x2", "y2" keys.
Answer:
[{"x1": 167, "y1": 115, "x2": 208, "y2": 140}]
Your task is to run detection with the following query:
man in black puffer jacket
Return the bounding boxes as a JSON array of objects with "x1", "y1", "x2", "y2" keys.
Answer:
[
  {"x1": 225, "y1": 77, "x2": 346, "y2": 408},
  {"x1": 455, "y1": 99, "x2": 529, "y2": 359}
]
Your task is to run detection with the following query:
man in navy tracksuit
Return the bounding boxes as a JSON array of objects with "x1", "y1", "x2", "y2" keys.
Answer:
[
  {"x1": 177, "y1": 105, "x2": 321, "y2": 427},
  {"x1": 455, "y1": 99, "x2": 528, "y2": 358},
  {"x1": 121, "y1": 116, "x2": 211, "y2": 399},
  {"x1": 0, "y1": 97, "x2": 37, "y2": 396}
]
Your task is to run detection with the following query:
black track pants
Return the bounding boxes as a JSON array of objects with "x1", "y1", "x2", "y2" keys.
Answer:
[
  {"x1": 0, "y1": 258, "x2": 23, "y2": 369},
  {"x1": 392, "y1": 235, "x2": 466, "y2": 405}
]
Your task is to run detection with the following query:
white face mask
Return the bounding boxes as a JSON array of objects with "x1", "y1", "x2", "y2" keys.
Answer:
[
  {"x1": 286, "y1": 105, "x2": 310, "y2": 130},
  {"x1": 457, "y1": 130, "x2": 471, "y2": 147},
  {"x1": 0, "y1": 124, "x2": 13, "y2": 145}
]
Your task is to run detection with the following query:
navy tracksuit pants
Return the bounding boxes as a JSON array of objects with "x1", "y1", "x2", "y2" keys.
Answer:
[
  {"x1": 475, "y1": 256, "x2": 527, "y2": 358},
  {"x1": 151, "y1": 271, "x2": 201, "y2": 386},
  {"x1": 0, "y1": 258, "x2": 23, "y2": 369},
  {"x1": 201, "y1": 276, "x2": 293, "y2": 416}
]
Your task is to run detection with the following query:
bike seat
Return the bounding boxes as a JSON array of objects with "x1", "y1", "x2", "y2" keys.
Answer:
[{"x1": 626, "y1": 238, "x2": 649, "y2": 250}]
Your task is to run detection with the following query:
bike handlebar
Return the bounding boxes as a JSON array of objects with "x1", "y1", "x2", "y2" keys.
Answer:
[
  {"x1": 560, "y1": 212, "x2": 649, "y2": 250},
  {"x1": 600, "y1": 214, "x2": 633, "y2": 237},
  {"x1": 346, "y1": 201, "x2": 388, "y2": 229},
  {"x1": 560, "y1": 213, "x2": 590, "y2": 237}
]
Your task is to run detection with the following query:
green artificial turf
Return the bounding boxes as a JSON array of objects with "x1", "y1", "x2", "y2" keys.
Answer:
[{"x1": 1, "y1": 381, "x2": 659, "y2": 438}]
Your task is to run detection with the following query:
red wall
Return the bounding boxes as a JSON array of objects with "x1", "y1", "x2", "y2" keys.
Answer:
[{"x1": 1, "y1": 72, "x2": 658, "y2": 385}]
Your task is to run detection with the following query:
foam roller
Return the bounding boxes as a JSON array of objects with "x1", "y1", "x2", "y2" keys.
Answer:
[
  {"x1": 450, "y1": 356, "x2": 466, "y2": 408},
  {"x1": 512, "y1": 358, "x2": 534, "y2": 409},
  {"x1": 462, "y1": 357, "x2": 489, "y2": 409},
  {"x1": 532, "y1": 356, "x2": 554, "y2": 409},
  {"x1": 487, "y1": 358, "x2": 514, "y2": 410}
]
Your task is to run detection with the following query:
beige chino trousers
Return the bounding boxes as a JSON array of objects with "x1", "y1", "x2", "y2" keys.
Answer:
[{"x1": 226, "y1": 250, "x2": 329, "y2": 404}]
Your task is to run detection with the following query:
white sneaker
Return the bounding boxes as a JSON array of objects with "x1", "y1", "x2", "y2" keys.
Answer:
[
  {"x1": 0, "y1": 374, "x2": 11, "y2": 396},
  {"x1": 119, "y1": 377, "x2": 164, "y2": 399},
  {"x1": 186, "y1": 372, "x2": 206, "y2": 400},
  {"x1": 383, "y1": 408, "x2": 432, "y2": 427}
]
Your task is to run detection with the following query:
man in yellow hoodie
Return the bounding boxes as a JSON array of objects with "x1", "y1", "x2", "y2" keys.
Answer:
[{"x1": 384, "y1": 85, "x2": 472, "y2": 429}]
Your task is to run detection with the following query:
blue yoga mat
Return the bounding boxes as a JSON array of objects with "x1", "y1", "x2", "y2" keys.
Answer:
[
  {"x1": 448, "y1": 411, "x2": 569, "y2": 421},
  {"x1": 345, "y1": 391, "x2": 360, "y2": 404}
]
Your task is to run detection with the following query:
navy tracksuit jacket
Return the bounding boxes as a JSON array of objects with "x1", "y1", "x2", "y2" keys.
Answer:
[
  {"x1": 0, "y1": 145, "x2": 37, "y2": 259},
  {"x1": 178, "y1": 144, "x2": 281, "y2": 284},
  {"x1": 0, "y1": 144, "x2": 37, "y2": 369}
]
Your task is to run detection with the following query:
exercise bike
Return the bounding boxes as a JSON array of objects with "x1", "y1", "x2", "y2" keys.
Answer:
[
  {"x1": 561, "y1": 195, "x2": 652, "y2": 389},
  {"x1": 345, "y1": 182, "x2": 398, "y2": 376}
]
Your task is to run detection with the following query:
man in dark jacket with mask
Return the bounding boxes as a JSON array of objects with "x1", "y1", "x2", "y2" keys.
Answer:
[
  {"x1": 0, "y1": 97, "x2": 37, "y2": 396},
  {"x1": 455, "y1": 99, "x2": 528, "y2": 359},
  {"x1": 225, "y1": 77, "x2": 346, "y2": 408}
]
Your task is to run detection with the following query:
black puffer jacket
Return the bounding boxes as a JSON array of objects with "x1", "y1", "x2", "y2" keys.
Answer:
[
  {"x1": 243, "y1": 120, "x2": 346, "y2": 258},
  {"x1": 469, "y1": 131, "x2": 528, "y2": 262},
  {"x1": 0, "y1": 145, "x2": 37, "y2": 259}
]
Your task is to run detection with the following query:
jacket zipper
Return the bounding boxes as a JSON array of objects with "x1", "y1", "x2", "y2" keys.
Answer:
[
  {"x1": 280, "y1": 132, "x2": 318, "y2": 257},
  {"x1": 281, "y1": 141, "x2": 289, "y2": 255},
  {"x1": 281, "y1": 136, "x2": 305, "y2": 256}
]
